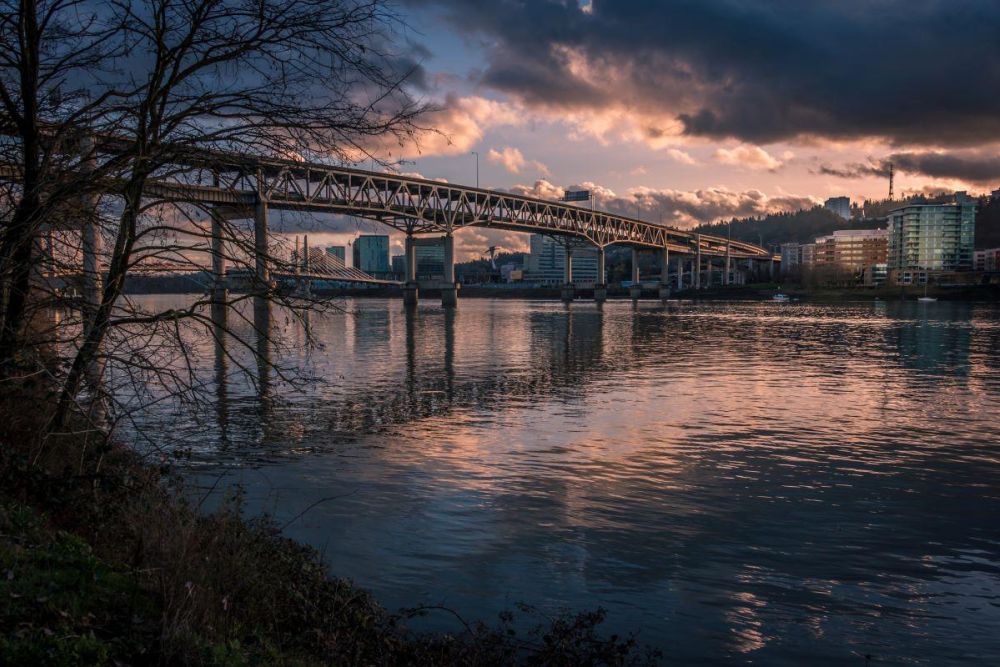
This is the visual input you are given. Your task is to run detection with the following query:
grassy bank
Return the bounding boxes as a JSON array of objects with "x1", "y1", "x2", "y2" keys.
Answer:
[{"x1": 0, "y1": 379, "x2": 655, "y2": 665}]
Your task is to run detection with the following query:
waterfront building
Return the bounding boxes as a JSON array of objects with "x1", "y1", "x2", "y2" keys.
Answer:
[
  {"x1": 500, "y1": 262, "x2": 522, "y2": 282},
  {"x1": 800, "y1": 243, "x2": 816, "y2": 267},
  {"x1": 326, "y1": 245, "x2": 346, "y2": 262},
  {"x1": 524, "y1": 234, "x2": 599, "y2": 285},
  {"x1": 391, "y1": 254, "x2": 406, "y2": 276},
  {"x1": 863, "y1": 263, "x2": 888, "y2": 287},
  {"x1": 973, "y1": 247, "x2": 1000, "y2": 272},
  {"x1": 824, "y1": 196, "x2": 852, "y2": 220},
  {"x1": 412, "y1": 237, "x2": 446, "y2": 279},
  {"x1": 779, "y1": 242, "x2": 816, "y2": 275},
  {"x1": 887, "y1": 201, "x2": 975, "y2": 284},
  {"x1": 352, "y1": 235, "x2": 390, "y2": 275},
  {"x1": 813, "y1": 229, "x2": 888, "y2": 270},
  {"x1": 780, "y1": 242, "x2": 801, "y2": 274}
]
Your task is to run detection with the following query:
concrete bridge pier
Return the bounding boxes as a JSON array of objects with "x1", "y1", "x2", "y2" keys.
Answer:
[
  {"x1": 594, "y1": 246, "x2": 607, "y2": 302},
  {"x1": 629, "y1": 247, "x2": 642, "y2": 300},
  {"x1": 659, "y1": 246, "x2": 671, "y2": 299},
  {"x1": 724, "y1": 242, "x2": 731, "y2": 286},
  {"x1": 561, "y1": 246, "x2": 575, "y2": 302},
  {"x1": 705, "y1": 258, "x2": 713, "y2": 287},
  {"x1": 695, "y1": 235, "x2": 702, "y2": 289},
  {"x1": 441, "y1": 233, "x2": 458, "y2": 307},
  {"x1": 210, "y1": 226, "x2": 227, "y2": 304},
  {"x1": 403, "y1": 234, "x2": 418, "y2": 306},
  {"x1": 676, "y1": 256, "x2": 685, "y2": 290},
  {"x1": 253, "y1": 195, "x2": 270, "y2": 290}
]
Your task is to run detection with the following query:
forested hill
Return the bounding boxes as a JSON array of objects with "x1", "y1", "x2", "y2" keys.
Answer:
[{"x1": 692, "y1": 207, "x2": 882, "y2": 248}]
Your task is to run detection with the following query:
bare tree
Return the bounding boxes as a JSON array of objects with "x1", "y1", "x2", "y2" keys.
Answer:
[
  {"x1": 0, "y1": 0, "x2": 427, "y2": 433},
  {"x1": 0, "y1": 0, "x2": 121, "y2": 368}
]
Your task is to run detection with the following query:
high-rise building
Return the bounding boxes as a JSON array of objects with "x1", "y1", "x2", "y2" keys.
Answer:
[
  {"x1": 824, "y1": 196, "x2": 852, "y2": 220},
  {"x1": 352, "y1": 235, "x2": 390, "y2": 275},
  {"x1": 325, "y1": 245, "x2": 346, "y2": 262},
  {"x1": 813, "y1": 229, "x2": 888, "y2": 270},
  {"x1": 412, "y1": 237, "x2": 446, "y2": 278},
  {"x1": 887, "y1": 202, "x2": 975, "y2": 284},
  {"x1": 391, "y1": 254, "x2": 406, "y2": 276},
  {"x1": 524, "y1": 234, "x2": 599, "y2": 285}
]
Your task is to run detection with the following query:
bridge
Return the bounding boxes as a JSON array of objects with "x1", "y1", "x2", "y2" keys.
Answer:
[
  {"x1": 144, "y1": 148, "x2": 777, "y2": 304},
  {"x1": 12, "y1": 139, "x2": 779, "y2": 308}
]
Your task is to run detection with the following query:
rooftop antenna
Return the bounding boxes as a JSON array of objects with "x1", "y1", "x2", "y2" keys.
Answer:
[{"x1": 888, "y1": 162, "x2": 894, "y2": 201}]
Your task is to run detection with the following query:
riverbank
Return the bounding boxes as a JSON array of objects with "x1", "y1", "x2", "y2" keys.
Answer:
[{"x1": 0, "y1": 379, "x2": 655, "y2": 665}]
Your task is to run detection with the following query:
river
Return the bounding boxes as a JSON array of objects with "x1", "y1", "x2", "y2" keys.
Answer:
[{"x1": 120, "y1": 296, "x2": 1000, "y2": 665}]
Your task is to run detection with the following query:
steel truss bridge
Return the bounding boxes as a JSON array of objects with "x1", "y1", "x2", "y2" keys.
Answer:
[
  {"x1": 151, "y1": 150, "x2": 773, "y2": 258},
  {"x1": 8, "y1": 140, "x2": 780, "y2": 305}
]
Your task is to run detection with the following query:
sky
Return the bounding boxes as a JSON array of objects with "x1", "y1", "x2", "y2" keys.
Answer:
[{"x1": 278, "y1": 0, "x2": 1000, "y2": 261}]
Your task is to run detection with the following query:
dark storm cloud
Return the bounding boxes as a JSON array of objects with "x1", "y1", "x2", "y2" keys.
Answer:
[
  {"x1": 889, "y1": 152, "x2": 1000, "y2": 183},
  {"x1": 820, "y1": 151, "x2": 1000, "y2": 183},
  {"x1": 404, "y1": 0, "x2": 1000, "y2": 145}
]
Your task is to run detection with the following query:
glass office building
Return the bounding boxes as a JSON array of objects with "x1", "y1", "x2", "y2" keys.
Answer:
[
  {"x1": 887, "y1": 201, "x2": 975, "y2": 284},
  {"x1": 352, "y1": 235, "x2": 390, "y2": 275},
  {"x1": 523, "y1": 234, "x2": 599, "y2": 285}
]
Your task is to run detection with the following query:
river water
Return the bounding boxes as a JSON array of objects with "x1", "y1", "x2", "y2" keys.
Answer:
[{"x1": 123, "y1": 296, "x2": 1000, "y2": 665}]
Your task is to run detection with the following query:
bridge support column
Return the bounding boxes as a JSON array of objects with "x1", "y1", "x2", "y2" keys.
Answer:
[
  {"x1": 594, "y1": 246, "x2": 606, "y2": 301},
  {"x1": 441, "y1": 232, "x2": 457, "y2": 307},
  {"x1": 254, "y1": 197, "x2": 270, "y2": 290},
  {"x1": 705, "y1": 258, "x2": 713, "y2": 288},
  {"x1": 676, "y1": 256, "x2": 684, "y2": 290},
  {"x1": 695, "y1": 235, "x2": 702, "y2": 289},
  {"x1": 210, "y1": 207, "x2": 227, "y2": 304},
  {"x1": 724, "y1": 242, "x2": 731, "y2": 286},
  {"x1": 562, "y1": 246, "x2": 575, "y2": 301},
  {"x1": 403, "y1": 234, "x2": 418, "y2": 306},
  {"x1": 659, "y1": 246, "x2": 671, "y2": 299},
  {"x1": 769, "y1": 257, "x2": 775, "y2": 281},
  {"x1": 630, "y1": 247, "x2": 642, "y2": 300}
]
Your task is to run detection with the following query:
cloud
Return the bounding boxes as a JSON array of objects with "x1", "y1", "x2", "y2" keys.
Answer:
[
  {"x1": 665, "y1": 149, "x2": 696, "y2": 166},
  {"x1": 504, "y1": 179, "x2": 817, "y2": 228},
  {"x1": 820, "y1": 149, "x2": 1000, "y2": 184},
  {"x1": 356, "y1": 94, "x2": 526, "y2": 160},
  {"x1": 487, "y1": 146, "x2": 549, "y2": 175},
  {"x1": 713, "y1": 145, "x2": 783, "y2": 171},
  {"x1": 610, "y1": 187, "x2": 818, "y2": 227},
  {"x1": 408, "y1": 0, "x2": 1000, "y2": 146}
]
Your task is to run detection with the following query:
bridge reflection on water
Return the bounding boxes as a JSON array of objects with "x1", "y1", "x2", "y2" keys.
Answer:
[{"x1": 187, "y1": 296, "x2": 992, "y2": 464}]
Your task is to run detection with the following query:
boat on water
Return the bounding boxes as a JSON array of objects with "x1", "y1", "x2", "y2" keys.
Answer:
[
  {"x1": 918, "y1": 283, "x2": 937, "y2": 302},
  {"x1": 772, "y1": 293, "x2": 790, "y2": 302}
]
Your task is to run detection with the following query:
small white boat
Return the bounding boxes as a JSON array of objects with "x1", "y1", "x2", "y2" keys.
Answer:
[
  {"x1": 918, "y1": 296, "x2": 937, "y2": 302},
  {"x1": 772, "y1": 293, "x2": 790, "y2": 302}
]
